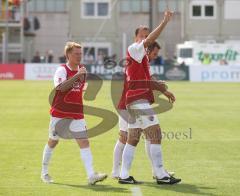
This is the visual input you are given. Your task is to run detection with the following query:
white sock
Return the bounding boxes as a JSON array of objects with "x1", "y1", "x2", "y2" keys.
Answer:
[
  {"x1": 80, "y1": 148, "x2": 95, "y2": 178},
  {"x1": 112, "y1": 140, "x2": 125, "y2": 177},
  {"x1": 41, "y1": 144, "x2": 53, "y2": 176},
  {"x1": 145, "y1": 139, "x2": 155, "y2": 176},
  {"x1": 150, "y1": 144, "x2": 169, "y2": 179},
  {"x1": 120, "y1": 143, "x2": 135, "y2": 179}
]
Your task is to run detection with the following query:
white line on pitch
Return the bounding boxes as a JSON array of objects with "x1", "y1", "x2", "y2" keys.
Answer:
[{"x1": 131, "y1": 186, "x2": 142, "y2": 196}]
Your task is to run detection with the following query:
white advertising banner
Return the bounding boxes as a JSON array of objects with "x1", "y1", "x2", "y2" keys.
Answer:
[
  {"x1": 190, "y1": 65, "x2": 240, "y2": 82},
  {"x1": 194, "y1": 44, "x2": 240, "y2": 66},
  {"x1": 25, "y1": 63, "x2": 60, "y2": 80}
]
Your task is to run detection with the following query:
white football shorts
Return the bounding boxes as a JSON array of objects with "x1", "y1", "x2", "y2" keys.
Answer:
[
  {"x1": 127, "y1": 99, "x2": 159, "y2": 130},
  {"x1": 49, "y1": 116, "x2": 87, "y2": 140},
  {"x1": 118, "y1": 109, "x2": 130, "y2": 132}
]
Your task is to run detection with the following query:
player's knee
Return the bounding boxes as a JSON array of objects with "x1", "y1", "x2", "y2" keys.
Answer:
[
  {"x1": 149, "y1": 132, "x2": 162, "y2": 144},
  {"x1": 76, "y1": 138, "x2": 89, "y2": 148},
  {"x1": 145, "y1": 126, "x2": 162, "y2": 144},
  {"x1": 127, "y1": 129, "x2": 141, "y2": 146},
  {"x1": 127, "y1": 136, "x2": 140, "y2": 146},
  {"x1": 127, "y1": 139, "x2": 139, "y2": 146},
  {"x1": 48, "y1": 139, "x2": 59, "y2": 148},
  {"x1": 150, "y1": 137, "x2": 161, "y2": 144}
]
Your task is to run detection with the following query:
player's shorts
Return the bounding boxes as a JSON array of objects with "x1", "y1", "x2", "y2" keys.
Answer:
[
  {"x1": 118, "y1": 109, "x2": 130, "y2": 132},
  {"x1": 127, "y1": 99, "x2": 159, "y2": 130},
  {"x1": 49, "y1": 116, "x2": 87, "y2": 140}
]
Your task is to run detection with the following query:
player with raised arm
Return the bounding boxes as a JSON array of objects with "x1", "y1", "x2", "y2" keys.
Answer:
[
  {"x1": 41, "y1": 42, "x2": 107, "y2": 185},
  {"x1": 112, "y1": 41, "x2": 175, "y2": 179},
  {"x1": 117, "y1": 10, "x2": 181, "y2": 185}
]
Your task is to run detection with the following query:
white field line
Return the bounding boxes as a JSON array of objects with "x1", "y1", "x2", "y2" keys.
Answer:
[{"x1": 131, "y1": 186, "x2": 142, "y2": 196}]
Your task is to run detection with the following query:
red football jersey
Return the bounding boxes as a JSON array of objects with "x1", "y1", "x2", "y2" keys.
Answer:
[
  {"x1": 50, "y1": 64, "x2": 85, "y2": 119},
  {"x1": 118, "y1": 51, "x2": 154, "y2": 109}
]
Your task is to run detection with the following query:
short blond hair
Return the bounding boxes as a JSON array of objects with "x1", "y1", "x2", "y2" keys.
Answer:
[{"x1": 64, "y1": 41, "x2": 81, "y2": 58}]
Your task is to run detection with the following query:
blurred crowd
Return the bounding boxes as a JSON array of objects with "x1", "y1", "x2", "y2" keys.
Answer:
[
  {"x1": 31, "y1": 51, "x2": 182, "y2": 67},
  {"x1": 31, "y1": 50, "x2": 54, "y2": 63}
]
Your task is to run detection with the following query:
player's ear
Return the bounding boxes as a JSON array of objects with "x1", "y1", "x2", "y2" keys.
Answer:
[{"x1": 146, "y1": 48, "x2": 150, "y2": 55}]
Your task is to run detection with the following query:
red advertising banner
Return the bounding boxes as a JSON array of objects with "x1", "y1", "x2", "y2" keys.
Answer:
[{"x1": 0, "y1": 64, "x2": 24, "y2": 80}]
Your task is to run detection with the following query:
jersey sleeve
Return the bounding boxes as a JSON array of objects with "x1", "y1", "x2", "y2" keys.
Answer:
[
  {"x1": 53, "y1": 67, "x2": 67, "y2": 87},
  {"x1": 128, "y1": 40, "x2": 146, "y2": 63}
]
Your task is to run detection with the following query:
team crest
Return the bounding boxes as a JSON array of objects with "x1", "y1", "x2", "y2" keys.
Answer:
[{"x1": 148, "y1": 116, "x2": 154, "y2": 121}]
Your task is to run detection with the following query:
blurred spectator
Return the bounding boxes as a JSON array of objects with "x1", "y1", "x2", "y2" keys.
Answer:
[
  {"x1": 180, "y1": 61, "x2": 186, "y2": 67},
  {"x1": 96, "y1": 51, "x2": 105, "y2": 65},
  {"x1": 31, "y1": 51, "x2": 41, "y2": 63},
  {"x1": 17, "y1": 58, "x2": 26, "y2": 63},
  {"x1": 202, "y1": 53, "x2": 212, "y2": 65},
  {"x1": 151, "y1": 55, "x2": 164, "y2": 65},
  {"x1": 46, "y1": 50, "x2": 54, "y2": 63},
  {"x1": 40, "y1": 55, "x2": 45, "y2": 63},
  {"x1": 219, "y1": 59, "x2": 228, "y2": 65},
  {"x1": 59, "y1": 55, "x2": 66, "y2": 63},
  {"x1": 84, "y1": 53, "x2": 94, "y2": 64}
]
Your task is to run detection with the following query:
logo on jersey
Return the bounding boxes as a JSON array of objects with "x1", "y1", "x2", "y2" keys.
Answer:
[
  {"x1": 148, "y1": 116, "x2": 154, "y2": 121},
  {"x1": 58, "y1": 78, "x2": 62, "y2": 84},
  {"x1": 72, "y1": 81, "x2": 83, "y2": 91}
]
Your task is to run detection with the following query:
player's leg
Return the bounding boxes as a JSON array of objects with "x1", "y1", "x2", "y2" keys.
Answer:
[
  {"x1": 75, "y1": 137, "x2": 94, "y2": 180},
  {"x1": 144, "y1": 124, "x2": 166, "y2": 177},
  {"x1": 112, "y1": 110, "x2": 129, "y2": 179},
  {"x1": 119, "y1": 127, "x2": 142, "y2": 184},
  {"x1": 143, "y1": 124, "x2": 181, "y2": 184},
  {"x1": 144, "y1": 136, "x2": 175, "y2": 178},
  {"x1": 71, "y1": 119, "x2": 107, "y2": 185},
  {"x1": 143, "y1": 137, "x2": 156, "y2": 177},
  {"x1": 112, "y1": 130, "x2": 127, "y2": 178},
  {"x1": 41, "y1": 116, "x2": 60, "y2": 183},
  {"x1": 119, "y1": 101, "x2": 145, "y2": 184}
]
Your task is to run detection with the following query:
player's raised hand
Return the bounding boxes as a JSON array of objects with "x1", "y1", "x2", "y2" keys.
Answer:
[
  {"x1": 163, "y1": 90, "x2": 176, "y2": 103},
  {"x1": 78, "y1": 67, "x2": 87, "y2": 75},
  {"x1": 78, "y1": 67, "x2": 87, "y2": 81},
  {"x1": 163, "y1": 10, "x2": 174, "y2": 23}
]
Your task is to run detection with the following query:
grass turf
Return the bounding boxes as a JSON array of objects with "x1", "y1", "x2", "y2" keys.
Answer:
[{"x1": 0, "y1": 81, "x2": 240, "y2": 196}]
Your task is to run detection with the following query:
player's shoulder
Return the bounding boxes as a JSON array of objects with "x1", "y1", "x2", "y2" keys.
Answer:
[
  {"x1": 128, "y1": 42, "x2": 138, "y2": 50},
  {"x1": 128, "y1": 41, "x2": 144, "y2": 51},
  {"x1": 58, "y1": 64, "x2": 67, "y2": 70},
  {"x1": 55, "y1": 65, "x2": 67, "y2": 75}
]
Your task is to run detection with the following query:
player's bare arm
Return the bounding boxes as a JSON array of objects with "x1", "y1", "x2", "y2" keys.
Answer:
[
  {"x1": 56, "y1": 67, "x2": 87, "y2": 92},
  {"x1": 150, "y1": 76, "x2": 175, "y2": 103},
  {"x1": 151, "y1": 77, "x2": 165, "y2": 86},
  {"x1": 163, "y1": 90, "x2": 176, "y2": 103},
  {"x1": 144, "y1": 10, "x2": 174, "y2": 48}
]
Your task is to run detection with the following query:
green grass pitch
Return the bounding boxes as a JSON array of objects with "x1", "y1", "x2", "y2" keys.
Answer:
[{"x1": 0, "y1": 81, "x2": 240, "y2": 196}]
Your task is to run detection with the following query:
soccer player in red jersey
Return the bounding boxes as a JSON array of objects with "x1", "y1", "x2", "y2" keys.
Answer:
[
  {"x1": 117, "y1": 10, "x2": 181, "y2": 185},
  {"x1": 41, "y1": 42, "x2": 107, "y2": 185},
  {"x1": 112, "y1": 42, "x2": 175, "y2": 179}
]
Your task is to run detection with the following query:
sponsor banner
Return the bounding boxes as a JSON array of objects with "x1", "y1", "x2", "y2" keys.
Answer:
[
  {"x1": 85, "y1": 65, "x2": 124, "y2": 80},
  {"x1": 194, "y1": 44, "x2": 240, "y2": 66},
  {"x1": 85, "y1": 65, "x2": 166, "y2": 80},
  {"x1": 150, "y1": 65, "x2": 189, "y2": 81},
  {"x1": 161, "y1": 66, "x2": 189, "y2": 81},
  {"x1": 85, "y1": 64, "x2": 189, "y2": 81},
  {"x1": 0, "y1": 64, "x2": 24, "y2": 80},
  {"x1": 25, "y1": 63, "x2": 60, "y2": 80},
  {"x1": 190, "y1": 65, "x2": 240, "y2": 82},
  {"x1": 22, "y1": 63, "x2": 189, "y2": 81}
]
